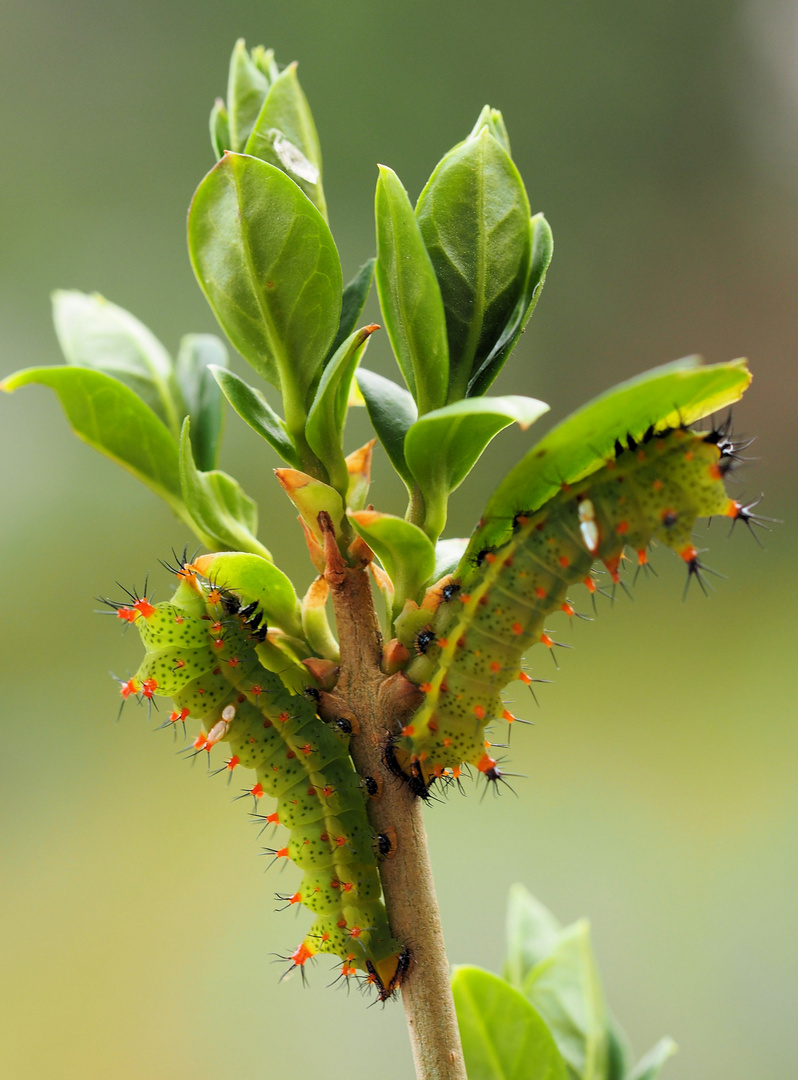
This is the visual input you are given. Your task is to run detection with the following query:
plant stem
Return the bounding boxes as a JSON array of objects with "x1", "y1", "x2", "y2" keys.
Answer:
[{"x1": 319, "y1": 514, "x2": 467, "y2": 1080}]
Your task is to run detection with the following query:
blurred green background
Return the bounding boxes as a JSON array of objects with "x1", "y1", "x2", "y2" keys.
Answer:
[{"x1": 1, "y1": 1, "x2": 795, "y2": 1078}]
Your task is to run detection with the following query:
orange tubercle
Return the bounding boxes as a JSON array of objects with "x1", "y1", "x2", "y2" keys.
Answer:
[
  {"x1": 476, "y1": 753, "x2": 498, "y2": 774},
  {"x1": 120, "y1": 678, "x2": 139, "y2": 698},
  {"x1": 603, "y1": 556, "x2": 621, "y2": 583},
  {"x1": 133, "y1": 598, "x2": 156, "y2": 619},
  {"x1": 291, "y1": 942, "x2": 315, "y2": 967},
  {"x1": 680, "y1": 544, "x2": 698, "y2": 563}
]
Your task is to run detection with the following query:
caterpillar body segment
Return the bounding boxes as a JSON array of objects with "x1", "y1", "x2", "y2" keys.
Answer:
[
  {"x1": 395, "y1": 427, "x2": 749, "y2": 788},
  {"x1": 119, "y1": 575, "x2": 406, "y2": 999}
]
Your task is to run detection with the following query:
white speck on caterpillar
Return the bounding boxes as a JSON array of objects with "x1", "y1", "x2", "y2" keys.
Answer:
[{"x1": 578, "y1": 499, "x2": 600, "y2": 553}]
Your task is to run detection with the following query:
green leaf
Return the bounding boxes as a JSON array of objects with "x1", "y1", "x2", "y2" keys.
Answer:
[
  {"x1": 404, "y1": 395, "x2": 549, "y2": 540},
  {"x1": 626, "y1": 1039, "x2": 677, "y2": 1080},
  {"x1": 275, "y1": 468, "x2": 346, "y2": 544},
  {"x1": 433, "y1": 537, "x2": 468, "y2": 581},
  {"x1": 301, "y1": 579, "x2": 340, "y2": 662},
  {"x1": 210, "y1": 365, "x2": 299, "y2": 467},
  {"x1": 179, "y1": 420, "x2": 271, "y2": 558},
  {"x1": 452, "y1": 966, "x2": 569, "y2": 1080},
  {"x1": 1, "y1": 366, "x2": 185, "y2": 516},
  {"x1": 468, "y1": 212, "x2": 554, "y2": 397},
  {"x1": 348, "y1": 510, "x2": 436, "y2": 617},
  {"x1": 606, "y1": 1016, "x2": 633, "y2": 1080},
  {"x1": 325, "y1": 259, "x2": 375, "y2": 365},
  {"x1": 175, "y1": 334, "x2": 227, "y2": 471},
  {"x1": 226, "y1": 39, "x2": 273, "y2": 152},
  {"x1": 209, "y1": 97, "x2": 230, "y2": 158},
  {"x1": 375, "y1": 165, "x2": 449, "y2": 413},
  {"x1": 244, "y1": 62, "x2": 327, "y2": 220},
  {"x1": 51, "y1": 290, "x2": 182, "y2": 435},
  {"x1": 415, "y1": 125, "x2": 532, "y2": 401},
  {"x1": 188, "y1": 153, "x2": 342, "y2": 435},
  {"x1": 465, "y1": 357, "x2": 752, "y2": 559},
  {"x1": 505, "y1": 885, "x2": 564, "y2": 990},
  {"x1": 306, "y1": 325, "x2": 378, "y2": 495},
  {"x1": 355, "y1": 368, "x2": 418, "y2": 490},
  {"x1": 469, "y1": 105, "x2": 512, "y2": 155},
  {"x1": 522, "y1": 921, "x2": 608, "y2": 1080},
  {"x1": 192, "y1": 551, "x2": 302, "y2": 638}
]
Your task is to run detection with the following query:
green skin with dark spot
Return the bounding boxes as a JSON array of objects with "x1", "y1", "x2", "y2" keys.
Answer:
[{"x1": 397, "y1": 430, "x2": 736, "y2": 779}]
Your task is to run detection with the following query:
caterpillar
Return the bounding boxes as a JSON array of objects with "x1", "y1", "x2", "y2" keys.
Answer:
[
  {"x1": 111, "y1": 567, "x2": 407, "y2": 1000},
  {"x1": 393, "y1": 422, "x2": 763, "y2": 792}
]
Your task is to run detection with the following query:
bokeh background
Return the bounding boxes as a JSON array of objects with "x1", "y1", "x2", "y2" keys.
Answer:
[{"x1": 1, "y1": 2, "x2": 796, "y2": 1078}]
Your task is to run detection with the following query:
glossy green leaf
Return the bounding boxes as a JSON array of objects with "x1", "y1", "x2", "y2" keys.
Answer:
[
  {"x1": 404, "y1": 395, "x2": 549, "y2": 540},
  {"x1": 179, "y1": 420, "x2": 271, "y2": 558},
  {"x1": 465, "y1": 357, "x2": 752, "y2": 559},
  {"x1": 626, "y1": 1038, "x2": 677, "y2": 1080},
  {"x1": 192, "y1": 551, "x2": 302, "y2": 638},
  {"x1": 433, "y1": 537, "x2": 468, "y2": 581},
  {"x1": 325, "y1": 259, "x2": 375, "y2": 365},
  {"x1": 375, "y1": 165, "x2": 449, "y2": 413},
  {"x1": 209, "y1": 97, "x2": 230, "y2": 158},
  {"x1": 245, "y1": 62, "x2": 327, "y2": 219},
  {"x1": 1, "y1": 366, "x2": 185, "y2": 516},
  {"x1": 355, "y1": 368, "x2": 417, "y2": 489},
  {"x1": 415, "y1": 125, "x2": 532, "y2": 401},
  {"x1": 188, "y1": 153, "x2": 342, "y2": 428},
  {"x1": 275, "y1": 469, "x2": 346, "y2": 544},
  {"x1": 175, "y1": 334, "x2": 227, "y2": 471},
  {"x1": 452, "y1": 966, "x2": 569, "y2": 1080},
  {"x1": 468, "y1": 212, "x2": 554, "y2": 397},
  {"x1": 345, "y1": 440, "x2": 374, "y2": 512},
  {"x1": 306, "y1": 325, "x2": 378, "y2": 495},
  {"x1": 51, "y1": 290, "x2": 182, "y2": 435},
  {"x1": 226, "y1": 39, "x2": 273, "y2": 152},
  {"x1": 348, "y1": 510, "x2": 436, "y2": 616},
  {"x1": 522, "y1": 921, "x2": 608, "y2": 1080},
  {"x1": 301, "y1": 580, "x2": 340, "y2": 662},
  {"x1": 505, "y1": 885, "x2": 564, "y2": 990},
  {"x1": 210, "y1": 365, "x2": 297, "y2": 466}
]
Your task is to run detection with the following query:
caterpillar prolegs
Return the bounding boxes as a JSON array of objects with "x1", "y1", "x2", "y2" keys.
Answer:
[
  {"x1": 394, "y1": 424, "x2": 762, "y2": 790},
  {"x1": 112, "y1": 571, "x2": 406, "y2": 999}
]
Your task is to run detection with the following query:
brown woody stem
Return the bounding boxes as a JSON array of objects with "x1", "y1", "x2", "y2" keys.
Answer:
[{"x1": 318, "y1": 513, "x2": 466, "y2": 1080}]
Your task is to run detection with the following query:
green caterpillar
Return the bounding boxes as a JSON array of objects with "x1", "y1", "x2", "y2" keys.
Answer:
[
  {"x1": 113, "y1": 570, "x2": 407, "y2": 999},
  {"x1": 393, "y1": 422, "x2": 759, "y2": 792}
]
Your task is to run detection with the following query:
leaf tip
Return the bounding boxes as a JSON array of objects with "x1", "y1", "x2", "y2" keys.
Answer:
[
  {"x1": 349, "y1": 509, "x2": 379, "y2": 526},
  {"x1": 274, "y1": 467, "x2": 311, "y2": 494}
]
